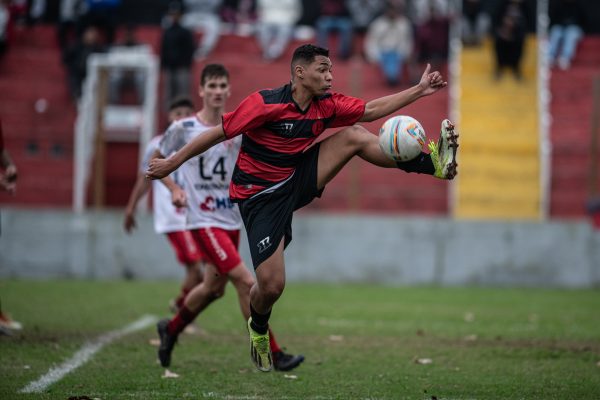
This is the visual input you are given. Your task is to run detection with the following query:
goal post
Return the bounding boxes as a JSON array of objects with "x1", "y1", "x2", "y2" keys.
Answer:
[{"x1": 73, "y1": 49, "x2": 159, "y2": 213}]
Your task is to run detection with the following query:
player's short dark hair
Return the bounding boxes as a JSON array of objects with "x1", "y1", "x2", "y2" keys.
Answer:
[
  {"x1": 168, "y1": 96, "x2": 194, "y2": 111},
  {"x1": 200, "y1": 63, "x2": 229, "y2": 85},
  {"x1": 291, "y1": 44, "x2": 329, "y2": 72}
]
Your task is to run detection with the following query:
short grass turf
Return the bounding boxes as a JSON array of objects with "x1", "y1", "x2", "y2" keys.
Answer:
[{"x1": 1, "y1": 280, "x2": 599, "y2": 399}]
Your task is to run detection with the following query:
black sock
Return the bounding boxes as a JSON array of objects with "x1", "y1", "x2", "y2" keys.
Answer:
[
  {"x1": 250, "y1": 303, "x2": 271, "y2": 334},
  {"x1": 396, "y1": 152, "x2": 435, "y2": 175}
]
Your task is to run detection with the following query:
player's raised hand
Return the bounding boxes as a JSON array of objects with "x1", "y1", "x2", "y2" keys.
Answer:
[
  {"x1": 418, "y1": 63, "x2": 447, "y2": 96},
  {"x1": 146, "y1": 158, "x2": 173, "y2": 180}
]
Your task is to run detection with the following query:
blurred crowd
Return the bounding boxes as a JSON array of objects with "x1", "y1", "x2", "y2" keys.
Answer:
[{"x1": 0, "y1": 0, "x2": 593, "y2": 100}]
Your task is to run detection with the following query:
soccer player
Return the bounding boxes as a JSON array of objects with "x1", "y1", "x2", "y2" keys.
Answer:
[
  {"x1": 0, "y1": 117, "x2": 22, "y2": 335},
  {"x1": 154, "y1": 64, "x2": 304, "y2": 372},
  {"x1": 0, "y1": 118, "x2": 17, "y2": 194},
  {"x1": 147, "y1": 45, "x2": 458, "y2": 372},
  {"x1": 124, "y1": 97, "x2": 205, "y2": 313}
]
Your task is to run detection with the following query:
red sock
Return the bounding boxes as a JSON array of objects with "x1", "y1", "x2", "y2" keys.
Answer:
[
  {"x1": 167, "y1": 305, "x2": 197, "y2": 336},
  {"x1": 175, "y1": 287, "x2": 191, "y2": 309},
  {"x1": 268, "y1": 328, "x2": 281, "y2": 353}
]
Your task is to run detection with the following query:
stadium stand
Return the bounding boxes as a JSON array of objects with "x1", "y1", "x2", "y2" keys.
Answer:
[
  {"x1": 0, "y1": 24, "x2": 75, "y2": 206},
  {"x1": 549, "y1": 36, "x2": 600, "y2": 218},
  {"x1": 0, "y1": 25, "x2": 450, "y2": 214},
  {"x1": 457, "y1": 36, "x2": 540, "y2": 219},
  {"x1": 2, "y1": 18, "x2": 596, "y2": 219}
]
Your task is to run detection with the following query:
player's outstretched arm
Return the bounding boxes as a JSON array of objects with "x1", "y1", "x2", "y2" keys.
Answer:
[
  {"x1": 146, "y1": 125, "x2": 226, "y2": 179},
  {"x1": 124, "y1": 172, "x2": 151, "y2": 233},
  {"x1": 360, "y1": 63, "x2": 447, "y2": 122}
]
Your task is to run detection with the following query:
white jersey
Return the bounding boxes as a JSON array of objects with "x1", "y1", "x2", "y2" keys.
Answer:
[
  {"x1": 160, "y1": 116, "x2": 242, "y2": 231},
  {"x1": 141, "y1": 135, "x2": 188, "y2": 234}
]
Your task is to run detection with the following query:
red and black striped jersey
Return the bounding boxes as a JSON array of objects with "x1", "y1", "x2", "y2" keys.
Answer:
[{"x1": 222, "y1": 83, "x2": 366, "y2": 200}]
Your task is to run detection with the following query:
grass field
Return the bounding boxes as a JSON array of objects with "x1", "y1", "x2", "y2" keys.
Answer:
[{"x1": 0, "y1": 280, "x2": 599, "y2": 399}]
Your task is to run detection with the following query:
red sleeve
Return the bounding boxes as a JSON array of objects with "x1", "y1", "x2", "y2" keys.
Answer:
[
  {"x1": 221, "y1": 92, "x2": 269, "y2": 139},
  {"x1": 328, "y1": 93, "x2": 366, "y2": 129}
]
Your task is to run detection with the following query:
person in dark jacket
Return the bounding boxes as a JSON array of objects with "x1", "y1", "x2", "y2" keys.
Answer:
[
  {"x1": 160, "y1": 1, "x2": 196, "y2": 111},
  {"x1": 63, "y1": 25, "x2": 107, "y2": 100},
  {"x1": 492, "y1": 0, "x2": 528, "y2": 81}
]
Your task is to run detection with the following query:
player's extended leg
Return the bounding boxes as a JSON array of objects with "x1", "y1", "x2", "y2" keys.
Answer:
[
  {"x1": 157, "y1": 264, "x2": 227, "y2": 367},
  {"x1": 246, "y1": 238, "x2": 286, "y2": 372},
  {"x1": 171, "y1": 260, "x2": 204, "y2": 312},
  {"x1": 166, "y1": 231, "x2": 205, "y2": 313},
  {"x1": 229, "y1": 259, "x2": 304, "y2": 372},
  {"x1": 316, "y1": 121, "x2": 458, "y2": 189},
  {"x1": 227, "y1": 262, "x2": 256, "y2": 319}
]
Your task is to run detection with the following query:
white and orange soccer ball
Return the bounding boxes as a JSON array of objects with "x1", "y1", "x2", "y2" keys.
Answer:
[{"x1": 378, "y1": 115, "x2": 426, "y2": 162}]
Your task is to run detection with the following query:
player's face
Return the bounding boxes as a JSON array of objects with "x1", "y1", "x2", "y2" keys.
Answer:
[
  {"x1": 303, "y1": 55, "x2": 333, "y2": 95},
  {"x1": 168, "y1": 106, "x2": 194, "y2": 123},
  {"x1": 199, "y1": 76, "x2": 231, "y2": 109}
]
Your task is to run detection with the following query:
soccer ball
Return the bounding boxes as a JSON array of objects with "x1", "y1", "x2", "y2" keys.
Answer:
[{"x1": 378, "y1": 115, "x2": 426, "y2": 162}]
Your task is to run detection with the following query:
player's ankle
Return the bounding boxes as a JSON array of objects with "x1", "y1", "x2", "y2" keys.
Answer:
[
  {"x1": 395, "y1": 152, "x2": 435, "y2": 175},
  {"x1": 249, "y1": 304, "x2": 271, "y2": 334}
]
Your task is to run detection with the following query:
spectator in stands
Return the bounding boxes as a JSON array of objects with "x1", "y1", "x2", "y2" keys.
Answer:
[
  {"x1": 347, "y1": 0, "x2": 384, "y2": 35},
  {"x1": 315, "y1": 0, "x2": 354, "y2": 60},
  {"x1": 297, "y1": 0, "x2": 319, "y2": 27},
  {"x1": 364, "y1": 1, "x2": 413, "y2": 87},
  {"x1": 0, "y1": 0, "x2": 23, "y2": 59},
  {"x1": 160, "y1": 2, "x2": 196, "y2": 110},
  {"x1": 461, "y1": 0, "x2": 489, "y2": 46},
  {"x1": 548, "y1": 0, "x2": 585, "y2": 70},
  {"x1": 180, "y1": 0, "x2": 222, "y2": 59},
  {"x1": 0, "y1": 0, "x2": 10, "y2": 58},
  {"x1": 78, "y1": 0, "x2": 121, "y2": 45},
  {"x1": 221, "y1": 0, "x2": 256, "y2": 33},
  {"x1": 29, "y1": 0, "x2": 46, "y2": 24},
  {"x1": 409, "y1": 0, "x2": 449, "y2": 26},
  {"x1": 492, "y1": 0, "x2": 527, "y2": 81},
  {"x1": 414, "y1": 0, "x2": 449, "y2": 72},
  {"x1": 57, "y1": 0, "x2": 84, "y2": 57},
  {"x1": 63, "y1": 25, "x2": 107, "y2": 100},
  {"x1": 255, "y1": 0, "x2": 301, "y2": 61}
]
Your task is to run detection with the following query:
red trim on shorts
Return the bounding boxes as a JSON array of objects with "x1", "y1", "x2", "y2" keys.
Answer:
[
  {"x1": 166, "y1": 230, "x2": 203, "y2": 265},
  {"x1": 190, "y1": 228, "x2": 241, "y2": 275}
]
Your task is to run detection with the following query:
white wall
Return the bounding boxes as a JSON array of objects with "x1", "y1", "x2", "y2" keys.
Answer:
[{"x1": 1, "y1": 208, "x2": 598, "y2": 287}]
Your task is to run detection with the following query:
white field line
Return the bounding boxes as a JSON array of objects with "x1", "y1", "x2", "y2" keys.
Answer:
[{"x1": 20, "y1": 314, "x2": 157, "y2": 394}]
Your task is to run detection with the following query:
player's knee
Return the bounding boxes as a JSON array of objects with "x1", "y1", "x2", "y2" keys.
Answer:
[
  {"x1": 208, "y1": 286, "x2": 225, "y2": 300},
  {"x1": 229, "y1": 264, "x2": 256, "y2": 294},
  {"x1": 241, "y1": 277, "x2": 255, "y2": 293},
  {"x1": 341, "y1": 125, "x2": 372, "y2": 150},
  {"x1": 260, "y1": 280, "x2": 285, "y2": 302}
]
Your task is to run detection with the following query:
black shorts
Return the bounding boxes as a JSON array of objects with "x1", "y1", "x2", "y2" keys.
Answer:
[{"x1": 237, "y1": 143, "x2": 323, "y2": 269}]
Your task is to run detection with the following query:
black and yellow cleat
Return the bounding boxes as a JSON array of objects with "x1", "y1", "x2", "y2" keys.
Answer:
[
  {"x1": 429, "y1": 119, "x2": 459, "y2": 179},
  {"x1": 247, "y1": 318, "x2": 272, "y2": 372}
]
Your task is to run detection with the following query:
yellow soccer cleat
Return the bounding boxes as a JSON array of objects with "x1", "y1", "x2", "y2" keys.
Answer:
[{"x1": 247, "y1": 318, "x2": 272, "y2": 372}]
